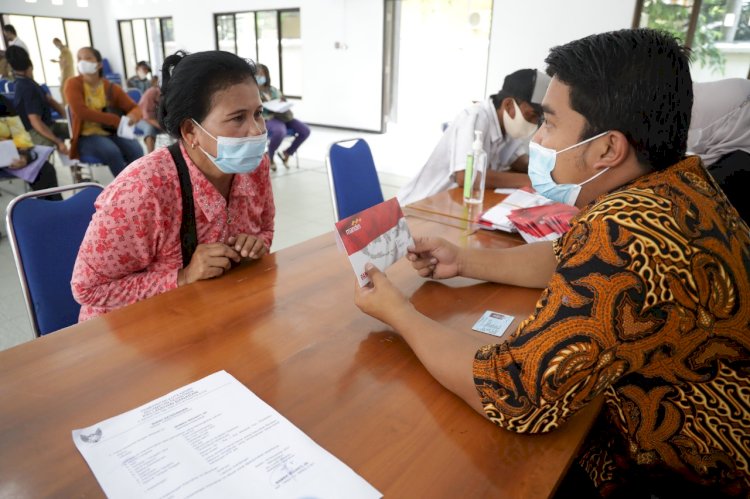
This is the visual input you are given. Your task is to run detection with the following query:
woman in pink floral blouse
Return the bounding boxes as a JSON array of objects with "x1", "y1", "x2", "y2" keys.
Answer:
[{"x1": 71, "y1": 50, "x2": 274, "y2": 321}]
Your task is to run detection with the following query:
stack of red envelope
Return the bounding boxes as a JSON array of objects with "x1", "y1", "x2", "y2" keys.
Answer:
[{"x1": 506, "y1": 203, "x2": 580, "y2": 243}]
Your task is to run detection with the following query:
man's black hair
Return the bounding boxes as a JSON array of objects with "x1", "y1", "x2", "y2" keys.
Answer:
[
  {"x1": 5, "y1": 45, "x2": 32, "y2": 72},
  {"x1": 3, "y1": 25, "x2": 17, "y2": 36},
  {"x1": 545, "y1": 28, "x2": 693, "y2": 171}
]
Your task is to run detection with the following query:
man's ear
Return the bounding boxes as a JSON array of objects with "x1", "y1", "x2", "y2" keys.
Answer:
[
  {"x1": 502, "y1": 97, "x2": 516, "y2": 119},
  {"x1": 592, "y1": 130, "x2": 629, "y2": 171}
]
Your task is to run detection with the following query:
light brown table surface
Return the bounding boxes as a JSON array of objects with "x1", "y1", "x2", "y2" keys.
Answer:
[
  {"x1": 404, "y1": 187, "x2": 506, "y2": 223},
  {"x1": 0, "y1": 214, "x2": 601, "y2": 498}
]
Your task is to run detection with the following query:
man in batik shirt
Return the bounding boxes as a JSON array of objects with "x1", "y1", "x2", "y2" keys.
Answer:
[{"x1": 354, "y1": 28, "x2": 749, "y2": 497}]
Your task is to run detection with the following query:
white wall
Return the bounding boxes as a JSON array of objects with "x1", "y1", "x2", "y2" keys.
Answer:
[
  {"x1": 101, "y1": 0, "x2": 384, "y2": 132},
  {"x1": 485, "y1": 0, "x2": 637, "y2": 95}
]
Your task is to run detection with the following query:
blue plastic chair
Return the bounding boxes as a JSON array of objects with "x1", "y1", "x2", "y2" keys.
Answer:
[
  {"x1": 326, "y1": 138, "x2": 384, "y2": 220},
  {"x1": 126, "y1": 88, "x2": 142, "y2": 103},
  {"x1": 5, "y1": 183, "x2": 103, "y2": 336},
  {"x1": 40, "y1": 83, "x2": 62, "y2": 120}
]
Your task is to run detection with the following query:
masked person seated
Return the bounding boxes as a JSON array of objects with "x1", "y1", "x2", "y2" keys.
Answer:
[
  {"x1": 72, "y1": 50, "x2": 275, "y2": 322},
  {"x1": 355, "y1": 29, "x2": 749, "y2": 497},
  {"x1": 126, "y1": 60, "x2": 152, "y2": 94},
  {"x1": 397, "y1": 69, "x2": 550, "y2": 206},
  {"x1": 64, "y1": 46, "x2": 144, "y2": 178},
  {"x1": 687, "y1": 78, "x2": 749, "y2": 222}
]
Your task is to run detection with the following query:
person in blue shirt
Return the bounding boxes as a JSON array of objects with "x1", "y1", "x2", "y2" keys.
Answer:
[{"x1": 5, "y1": 46, "x2": 69, "y2": 154}]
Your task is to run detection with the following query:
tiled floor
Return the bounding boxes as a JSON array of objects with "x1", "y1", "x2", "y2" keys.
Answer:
[{"x1": 0, "y1": 129, "x2": 410, "y2": 352}]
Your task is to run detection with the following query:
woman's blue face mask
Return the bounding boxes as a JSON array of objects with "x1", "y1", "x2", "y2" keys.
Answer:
[{"x1": 192, "y1": 119, "x2": 267, "y2": 174}]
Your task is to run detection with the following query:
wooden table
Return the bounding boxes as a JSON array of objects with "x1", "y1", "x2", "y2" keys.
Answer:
[{"x1": 0, "y1": 211, "x2": 601, "y2": 498}]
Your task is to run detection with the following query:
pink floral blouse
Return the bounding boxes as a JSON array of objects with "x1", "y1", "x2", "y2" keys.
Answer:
[{"x1": 71, "y1": 143, "x2": 275, "y2": 322}]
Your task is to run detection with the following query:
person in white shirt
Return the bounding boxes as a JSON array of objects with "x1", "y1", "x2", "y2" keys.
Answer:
[
  {"x1": 687, "y1": 78, "x2": 750, "y2": 220},
  {"x1": 3, "y1": 25, "x2": 29, "y2": 53},
  {"x1": 398, "y1": 69, "x2": 550, "y2": 206}
]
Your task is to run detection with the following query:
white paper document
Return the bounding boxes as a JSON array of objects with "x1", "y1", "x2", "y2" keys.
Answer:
[
  {"x1": 0, "y1": 140, "x2": 20, "y2": 167},
  {"x1": 73, "y1": 371, "x2": 381, "y2": 499},
  {"x1": 117, "y1": 115, "x2": 137, "y2": 140},
  {"x1": 263, "y1": 99, "x2": 294, "y2": 113}
]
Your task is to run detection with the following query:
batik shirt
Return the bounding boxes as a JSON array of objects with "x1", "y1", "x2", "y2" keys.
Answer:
[
  {"x1": 72, "y1": 143, "x2": 275, "y2": 322},
  {"x1": 473, "y1": 156, "x2": 750, "y2": 494}
]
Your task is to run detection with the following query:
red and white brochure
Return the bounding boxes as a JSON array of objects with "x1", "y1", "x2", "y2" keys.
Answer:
[{"x1": 334, "y1": 198, "x2": 414, "y2": 287}]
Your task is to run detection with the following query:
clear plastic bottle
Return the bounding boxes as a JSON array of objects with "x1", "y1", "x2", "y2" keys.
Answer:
[{"x1": 463, "y1": 130, "x2": 487, "y2": 204}]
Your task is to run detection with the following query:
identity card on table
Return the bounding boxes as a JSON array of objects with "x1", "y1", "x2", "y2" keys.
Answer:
[
  {"x1": 72, "y1": 371, "x2": 381, "y2": 499},
  {"x1": 472, "y1": 310, "x2": 514, "y2": 338},
  {"x1": 334, "y1": 197, "x2": 414, "y2": 287}
]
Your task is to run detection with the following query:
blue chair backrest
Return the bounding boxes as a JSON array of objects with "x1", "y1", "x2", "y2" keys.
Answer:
[
  {"x1": 126, "y1": 88, "x2": 142, "y2": 103},
  {"x1": 327, "y1": 138, "x2": 384, "y2": 220},
  {"x1": 6, "y1": 184, "x2": 103, "y2": 335},
  {"x1": 4, "y1": 80, "x2": 15, "y2": 93}
]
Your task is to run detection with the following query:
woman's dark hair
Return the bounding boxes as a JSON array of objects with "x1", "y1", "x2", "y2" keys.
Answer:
[
  {"x1": 5, "y1": 45, "x2": 32, "y2": 72},
  {"x1": 158, "y1": 50, "x2": 258, "y2": 139},
  {"x1": 545, "y1": 28, "x2": 693, "y2": 171},
  {"x1": 256, "y1": 63, "x2": 270, "y2": 87},
  {"x1": 80, "y1": 46, "x2": 104, "y2": 77}
]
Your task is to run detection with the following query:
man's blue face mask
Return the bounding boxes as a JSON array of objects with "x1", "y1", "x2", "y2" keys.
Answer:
[{"x1": 528, "y1": 130, "x2": 611, "y2": 205}]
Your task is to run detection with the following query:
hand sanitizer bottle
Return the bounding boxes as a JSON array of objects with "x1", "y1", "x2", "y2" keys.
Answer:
[{"x1": 463, "y1": 130, "x2": 487, "y2": 204}]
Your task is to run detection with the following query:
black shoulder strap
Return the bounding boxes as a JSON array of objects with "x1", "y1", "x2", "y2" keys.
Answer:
[{"x1": 167, "y1": 142, "x2": 197, "y2": 268}]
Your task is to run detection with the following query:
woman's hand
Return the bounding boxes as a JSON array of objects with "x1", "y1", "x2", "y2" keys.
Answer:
[
  {"x1": 227, "y1": 234, "x2": 268, "y2": 259},
  {"x1": 407, "y1": 237, "x2": 462, "y2": 279},
  {"x1": 56, "y1": 141, "x2": 70, "y2": 156},
  {"x1": 354, "y1": 264, "x2": 413, "y2": 326},
  {"x1": 178, "y1": 243, "x2": 240, "y2": 285}
]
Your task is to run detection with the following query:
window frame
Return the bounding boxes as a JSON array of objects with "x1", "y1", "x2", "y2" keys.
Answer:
[
  {"x1": 213, "y1": 8, "x2": 302, "y2": 99},
  {"x1": 0, "y1": 12, "x2": 94, "y2": 86},
  {"x1": 117, "y1": 16, "x2": 173, "y2": 82}
]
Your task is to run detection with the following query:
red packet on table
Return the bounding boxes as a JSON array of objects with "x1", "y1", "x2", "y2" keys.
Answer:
[
  {"x1": 335, "y1": 198, "x2": 414, "y2": 287},
  {"x1": 507, "y1": 203, "x2": 579, "y2": 243}
]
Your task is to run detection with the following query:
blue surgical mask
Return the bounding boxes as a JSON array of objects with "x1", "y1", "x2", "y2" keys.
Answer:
[
  {"x1": 192, "y1": 119, "x2": 267, "y2": 174},
  {"x1": 528, "y1": 131, "x2": 610, "y2": 205},
  {"x1": 256, "y1": 75, "x2": 267, "y2": 86}
]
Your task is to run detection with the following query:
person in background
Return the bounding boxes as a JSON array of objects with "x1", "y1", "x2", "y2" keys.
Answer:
[
  {"x1": 687, "y1": 78, "x2": 749, "y2": 221},
  {"x1": 355, "y1": 28, "x2": 749, "y2": 497},
  {"x1": 256, "y1": 63, "x2": 310, "y2": 171},
  {"x1": 2, "y1": 25, "x2": 28, "y2": 52},
  {"x1": 397, "y1": 69, "x2": 550, "y2": 206},
  {"x1": 0, "y1": 94, "x2": 61, "y2": 198},
  {"x1": 5, "y1": 46, "x2": 68, "y2": 154},
  {"x1": 0, "y1": 50, "x2": 11, "y2": 80},
  {"x1": 51, "y1": 38, "x2": 75, "y2": 104},
  {"x1": 72, "y1": 50, "x2": 275, "y2": 321},
  {"x1": 64, "y1": 46, "x2": 143, "y2": 177},
  {"x1": 137, "y1": 75, "x2": 162, "y2": 153},
  {"x1": 126, "y1": 60, "x2": 152, "y2": 94}
]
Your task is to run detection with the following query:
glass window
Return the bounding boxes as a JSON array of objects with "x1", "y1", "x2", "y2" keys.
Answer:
[
  {"x1": 161, "y1": 18, "x2": 177, "y2": 58},
  {"x1": 280, "y1": 11, "x2": 302, "y2": 97},
  {"x1": 34, "y1": 17, "x2": 66, "y2": 88},
  {"x1": 214, "y1": 9, "x2": 302, "y2": 96},
  {"x1": 117, "y1": 17, "x2": 174, "y2": 80},
  {"x1": 216, "y1": 14, "x2": 236, "y2": 53},
  {"x1": 256, "y1": 11, "x2": 280, "y2": 87},
  {"x1": 1, "y1": 14, "x2": 92, "y2": 86},
  {"x1": 236, "y1": 12, "x2": 257, "y2": 61},
  {"x1": 635, "y1": 0, "x2": 750, "y2": 80}
]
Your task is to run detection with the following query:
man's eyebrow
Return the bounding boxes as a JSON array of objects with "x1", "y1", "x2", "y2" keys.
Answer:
[{"x1": 541, "y1": 104, "x2": 555, "y2": 115}]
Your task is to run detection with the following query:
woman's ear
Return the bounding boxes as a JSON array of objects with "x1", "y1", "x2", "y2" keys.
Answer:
[{"x1": 180, "y1": 119, "x2": 197, "y2": 149}]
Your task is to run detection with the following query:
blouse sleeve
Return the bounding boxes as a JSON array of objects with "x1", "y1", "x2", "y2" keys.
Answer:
[
  {"x1": 71, "y1": 178, "x2": 179, "y2": 311},
  {"x1": 257, "y1": 155, "x2": 275, "y2": 248}
]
